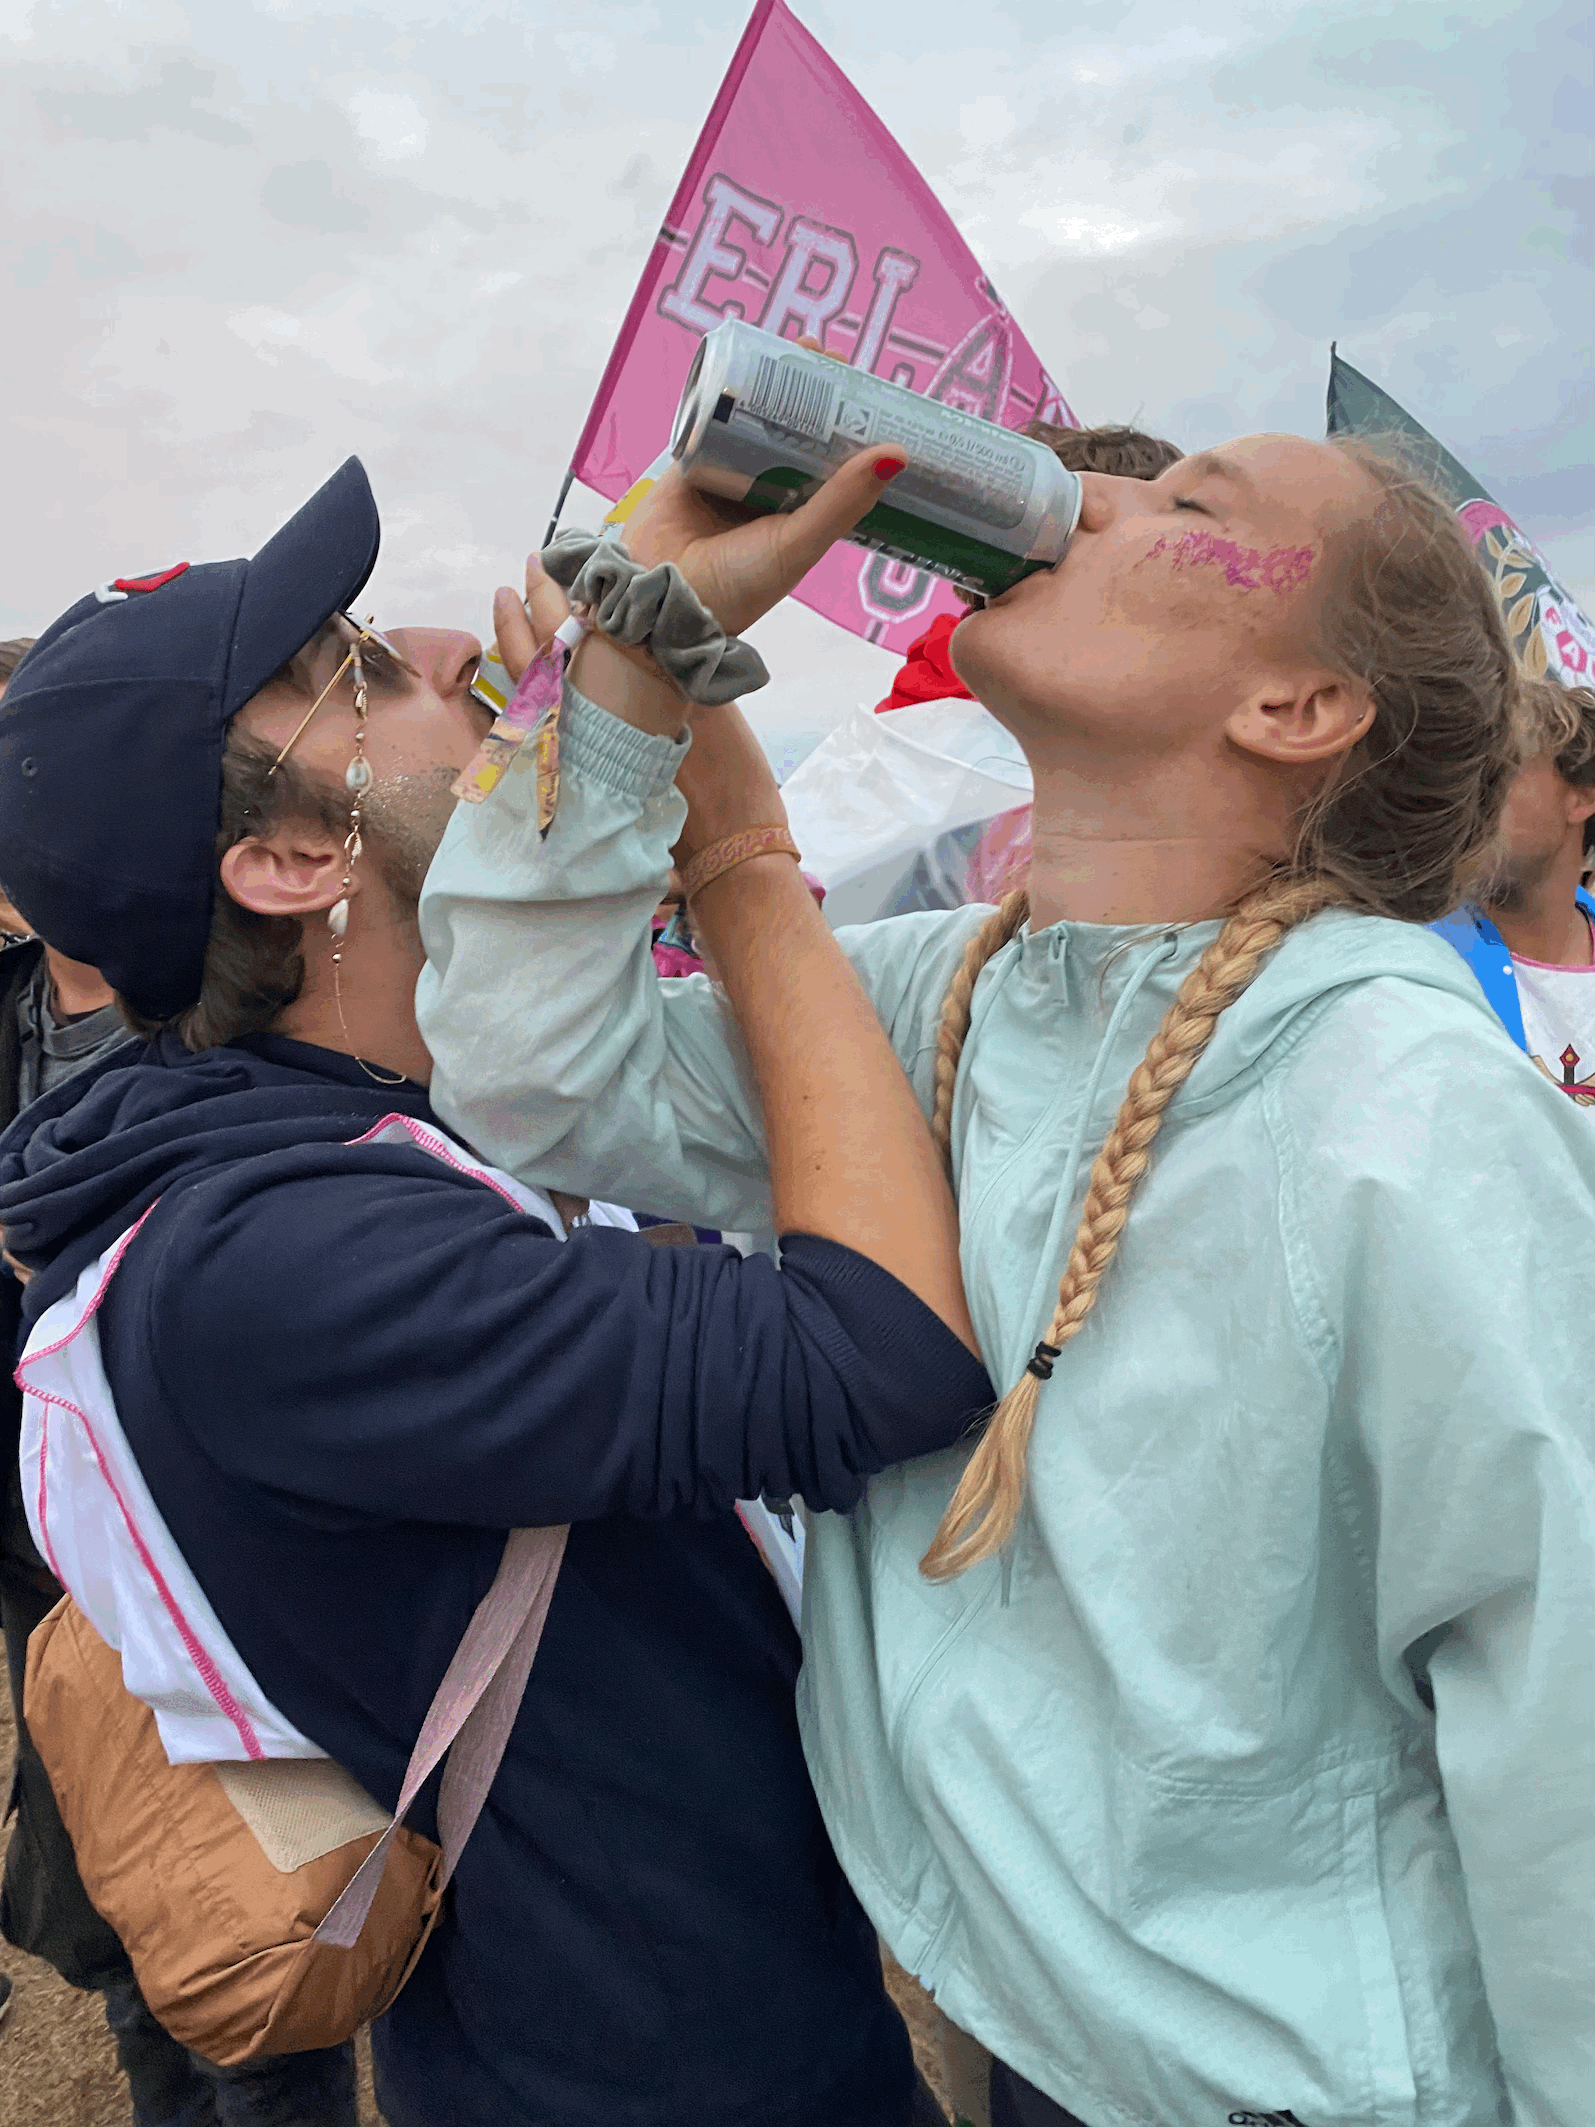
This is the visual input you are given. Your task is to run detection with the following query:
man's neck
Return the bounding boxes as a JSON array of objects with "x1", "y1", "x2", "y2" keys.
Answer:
[
  {"x1": 1025, "y1": 753, "x2": 1286, "y2": 931},
  {"x1": 1488, "y1": 852, "x2": 1593, "y2": 967},
  {"x1": 274, "y1": 918, "x2": 434, "y2": 1086},
  {"x1": 43, "y1": 946, "x2": 116, "y2": 1022}
]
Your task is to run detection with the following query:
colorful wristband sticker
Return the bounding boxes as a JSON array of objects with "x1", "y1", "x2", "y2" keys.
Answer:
[{"x1": 454, "y1": 613, "x2": 588, "y2": 832}]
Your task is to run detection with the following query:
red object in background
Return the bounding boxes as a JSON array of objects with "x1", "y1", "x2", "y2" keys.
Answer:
[
  {"x1": 874, "y1": 615, "x2": 1035, "y2": 904},
  {"x1": 874, "y1": 611, "x2": 974, "y2": 713}
]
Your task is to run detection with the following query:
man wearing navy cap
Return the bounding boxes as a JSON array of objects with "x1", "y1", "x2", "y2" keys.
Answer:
[
  {"x1": 0, "y1": 459, "x2": 990, "y2": 2127},
  {"x1": 0, "y1": 610, "x2": 478, "y2": 2125}
]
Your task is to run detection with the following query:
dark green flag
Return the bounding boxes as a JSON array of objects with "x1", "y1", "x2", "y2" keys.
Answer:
[{"x1": 1327, "y1": 348, "x2": 1593, "y2": 688}]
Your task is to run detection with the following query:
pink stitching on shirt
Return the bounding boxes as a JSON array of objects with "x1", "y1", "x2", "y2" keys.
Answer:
[
  {"x1": 17, "y1": 1202, "x2": 265, "y2": 1760},
  {"x1": 24, "y1": 1380, "x2": 265, "y2": 1759},
  {"x1": 20, "y1": 1209, "x2": 160, "y2": 1600},
  {"x1": 346, "y1": 1113, "x2": 525, "y2": 1212},
  {"x1": 16, "y1": 1205, "x2": 158, "y2": 1373},
  {"x1": 33, "y1": 1402, "x2": 64, "y2": 1586}
]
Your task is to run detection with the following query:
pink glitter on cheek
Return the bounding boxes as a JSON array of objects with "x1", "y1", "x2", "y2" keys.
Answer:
[{"x1": 1142, "y1": 531, "x2": 1315, "y2": 592}]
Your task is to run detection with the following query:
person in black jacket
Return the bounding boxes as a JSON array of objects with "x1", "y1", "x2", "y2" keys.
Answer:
[
  {"x1": 0, "y1": 934, "x2": 128, "y2": 1995},
  {"x1": 0, "y1": 640, "x2": 364, "y2": 2126},
  {"x1": 0, "y1": 635, "x2": 135, "y2": 2064},
  {"x1": 0, "y1": 460, "x2": 991, "y2": 2127}
]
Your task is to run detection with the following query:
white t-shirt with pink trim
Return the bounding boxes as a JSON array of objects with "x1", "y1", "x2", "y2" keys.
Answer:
[
  {"x1": 19, "y1": 1111, "x2": 807, "y2": 1767},
  {"x1": 1512, "y1": 914, "x2": 1595, "y2": 1108}
]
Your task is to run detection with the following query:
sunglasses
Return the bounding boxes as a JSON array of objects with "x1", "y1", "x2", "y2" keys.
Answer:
[{"x1": 267, "y1": 614, "x2": 406, "y2": 778}]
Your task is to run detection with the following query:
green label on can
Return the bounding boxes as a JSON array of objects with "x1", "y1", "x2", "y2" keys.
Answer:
[{"x1": 741, "y1": 466, "x2": 1042, "y2": 597}]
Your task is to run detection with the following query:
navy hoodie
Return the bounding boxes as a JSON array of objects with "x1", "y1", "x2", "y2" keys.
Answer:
[{"x1": 0, "y1": 1034, "x2": 993, "y2": 2127}]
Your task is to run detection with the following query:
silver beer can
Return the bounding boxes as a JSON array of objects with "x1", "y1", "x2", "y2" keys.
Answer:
[{"x1": 670, "y1": 320, "x2": 1083, "y2": 598}]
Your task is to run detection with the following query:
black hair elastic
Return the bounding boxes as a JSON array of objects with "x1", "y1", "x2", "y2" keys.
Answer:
[{"x1": 1026, "y1": 1339, "x2": 1062, "y2": 1381}]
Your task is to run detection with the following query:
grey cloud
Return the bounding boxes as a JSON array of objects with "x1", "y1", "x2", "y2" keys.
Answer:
[
  {"x1": 0, "y1": 0, "x2": 1587, "y2": 652},
  {"x1": 260, "y1": 162, "x2": 374, "y2": 236},
  {"x1": 11, "y1": 224, "x2": 142, "y2": 288},
  {"x1": 34, "y1": 58, "x2": 252, "y2": 148}
]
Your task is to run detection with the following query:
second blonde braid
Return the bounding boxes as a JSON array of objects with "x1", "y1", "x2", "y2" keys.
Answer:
[{"x1": 921, "y1": 873, "x2": 1342, "y2": 1581}]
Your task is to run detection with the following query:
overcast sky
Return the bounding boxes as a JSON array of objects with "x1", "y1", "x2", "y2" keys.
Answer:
[{"x1": 3, "y1": 0, "x2": 1589, "y2": 727}]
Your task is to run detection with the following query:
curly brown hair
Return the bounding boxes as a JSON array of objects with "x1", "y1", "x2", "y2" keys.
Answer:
[
  {"x1": 1023, "y1": 420, "x2": 1182, "y2": 480},
  {"x1": 0, "y1": 639, "x2": 37, "y2": 687}
]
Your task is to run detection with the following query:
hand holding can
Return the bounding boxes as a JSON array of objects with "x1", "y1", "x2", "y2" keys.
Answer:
[
  {"x1": 669, "y1": 321, "x2": 1083, "y2": 599},
  {"x1": 618, "y1": 449, "x2": 905, "y2": 638}
]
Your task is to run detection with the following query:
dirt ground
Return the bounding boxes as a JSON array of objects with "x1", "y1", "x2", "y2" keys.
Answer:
[{"x1": 0, "y1": 1677, "x2": 954, "y2": 2126}]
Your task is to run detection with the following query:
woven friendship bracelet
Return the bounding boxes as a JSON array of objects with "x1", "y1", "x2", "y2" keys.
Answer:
[
  {"x1": 540, "y1": 531, "x2": 770, "y2": 705},
  {"x1": 679, "y1": 827, "x2": 802, "y2": 903}
]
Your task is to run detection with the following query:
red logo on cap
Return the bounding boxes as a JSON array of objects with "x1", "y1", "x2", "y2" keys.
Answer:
[{"x1": 110, "y1": 563, "x2": 191, "y2": 595}]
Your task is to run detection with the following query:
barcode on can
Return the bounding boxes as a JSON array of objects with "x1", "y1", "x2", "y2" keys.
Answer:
[{"x1": 745, "y1": 353, "x2": 838, "y2": 441}]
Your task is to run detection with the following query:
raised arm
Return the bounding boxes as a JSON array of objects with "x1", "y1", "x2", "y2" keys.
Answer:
[
  {"x1": 680, "y1": 716, "x2": 978, "y2": 1352},
  {"x1": 132, "y1": 1149, "x2": 994, "y2": 1528},
  {"x1": 424, "y1": 445, "x2": 980, "y2": 1351},
  {"x1": 418, "y1": 664, "x2": 774, "y2": 1232},
  {"x1": 420, "y1": 448, "x2": 985, "y2": 1239}
]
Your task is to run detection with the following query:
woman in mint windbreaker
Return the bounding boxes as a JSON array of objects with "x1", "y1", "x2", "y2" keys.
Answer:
[{"x1": 418, "y1": 435, "x2": 1594, "y2": 2127}]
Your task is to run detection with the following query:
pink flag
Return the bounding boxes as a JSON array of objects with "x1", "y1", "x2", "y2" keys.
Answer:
[{"x1": 570, "y1": 0, "x2": 1076, "y2": 656}]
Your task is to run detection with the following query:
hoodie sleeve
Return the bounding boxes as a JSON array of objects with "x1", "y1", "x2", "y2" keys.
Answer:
[
  {"x1": 1276, "y1": 983, "x2": 1595, "y2": 2127},
  {"x1": 416, "y1": 679, "x2": 986, "y2": 1233},
  {"x1": 126, "y1": 1147, "x2": 994, "y2": 1527}
]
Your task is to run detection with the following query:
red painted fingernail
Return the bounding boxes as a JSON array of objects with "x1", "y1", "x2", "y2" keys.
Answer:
[{"x1": 873, "y1": 458, "x2": 904, "y2": 481}]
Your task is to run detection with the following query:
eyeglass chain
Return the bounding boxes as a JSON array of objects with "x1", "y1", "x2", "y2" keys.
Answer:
[{"x1": 328, "y1": 636, "x2": 406, "y2": 1088}]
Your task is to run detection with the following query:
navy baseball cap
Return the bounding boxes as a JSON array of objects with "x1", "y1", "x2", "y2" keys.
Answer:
[{"x1": 0, "y1": 458, "x2": 379, "y2": 1020}]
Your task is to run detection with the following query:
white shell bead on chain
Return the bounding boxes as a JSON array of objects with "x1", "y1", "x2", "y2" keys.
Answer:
[{"x1": 346, "y1": 756, "x2": 373, "y2": 793}]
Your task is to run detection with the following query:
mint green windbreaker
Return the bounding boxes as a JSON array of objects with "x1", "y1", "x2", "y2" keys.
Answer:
[{"x1": 417, "y1": 685, "x2": 1595, "y2": 2127}]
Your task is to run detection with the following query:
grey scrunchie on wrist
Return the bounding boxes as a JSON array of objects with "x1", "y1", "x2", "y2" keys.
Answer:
[{"x1": 540, "y1": 530, "x2": 770, "y2": 704}]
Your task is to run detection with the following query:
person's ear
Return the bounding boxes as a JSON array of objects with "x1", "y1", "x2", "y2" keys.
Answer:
[
  {"x1": 219, "y1": 826, "x2": 351, "y2": 919},
  {"x1": 1226, "y1": 671, "x2": 1375, "y2": 768},
  {"x1": 1562, "y1": 781, "x2": 1595, "y2": 833}
]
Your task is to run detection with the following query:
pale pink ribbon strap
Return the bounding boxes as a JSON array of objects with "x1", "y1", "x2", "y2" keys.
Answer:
[{"x1": 315, "y1": 1524, "x2": 567, "y2": 1948}]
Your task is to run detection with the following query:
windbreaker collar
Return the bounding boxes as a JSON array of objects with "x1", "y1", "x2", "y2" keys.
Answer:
[{"x1": 1000, "y1": 905, "x2": 1505, "y2": 1114}]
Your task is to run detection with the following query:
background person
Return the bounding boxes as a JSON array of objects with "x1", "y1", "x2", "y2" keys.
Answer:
[
  {"x1": 1433, "y1": 677, "x2": 1595, "y2": 1095},
  {"x1": 420, "y1": 437, "x2": 1594, "y2": 2127},
  {"x1": 0, "y1": 629, "x2": 135, "y2": 2075},
  {"x1": 0, "y1": 639, "x2": 366, "y2": 2126},
  {"x1": 0, "y1": 457, "x2": 990, "y2": 2127}
]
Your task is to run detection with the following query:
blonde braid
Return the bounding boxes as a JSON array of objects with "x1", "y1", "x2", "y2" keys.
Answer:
[
  {"x1": 921, "y1": 874, "x2": 1342, "y2": 1582},
  {"x1": 931, "y1": 889, "x2": 1030, "y2": 1167}
]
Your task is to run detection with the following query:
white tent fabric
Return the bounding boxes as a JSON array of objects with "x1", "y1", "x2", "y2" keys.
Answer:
[{"x1": 777, "y1": 700, "x2": 1031, "y2": 926}]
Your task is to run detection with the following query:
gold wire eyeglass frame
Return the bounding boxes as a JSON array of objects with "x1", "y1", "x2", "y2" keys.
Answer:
[{"x1": 266, "y1": 614, "x2": 402, "y2": 777}]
